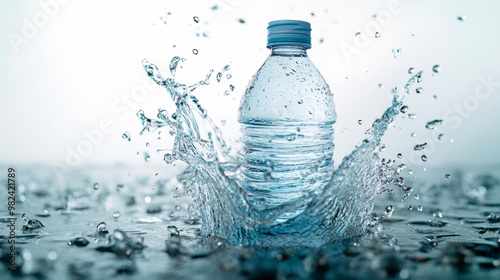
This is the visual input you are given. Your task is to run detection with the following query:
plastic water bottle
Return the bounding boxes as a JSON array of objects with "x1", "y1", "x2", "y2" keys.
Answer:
[{"x1": 238, "y1": 20, "x2": 336, "y2": 222}]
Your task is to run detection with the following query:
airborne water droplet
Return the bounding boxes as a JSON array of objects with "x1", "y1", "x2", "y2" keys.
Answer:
[
  {"x1": 421, "y1": 155, "x2": 427, "y2": 162},
  {"x1": 193, "y1": 16, "x2": 199, "y2": 23},
  {"x1": 358, "y1": 120, "x2": 363, "y2": 125},
  {"x1": 457, "y1": 15, "x2": 466, "y2": 21},
  {"x1": 400, "y1": 106, "x2": 408, "y2": 113},
  {"x1": 445, "y1": 174, "x2": 451, "y2": 179},
  {"x1": 397, "y1": 153, "x2": 403, "y2": 159},
  {"x1": 374, "y1": 32, "x2": 380, "y2": 38},
  {"x1": 408, "y1": 206, "x2": 413, "y2": 211},
  {"x1": 384, "y1": 205, "x2": 394, "y2": 216},
  {"x1": 355, "y1": 32, "x2": 361, "y2": 37},
  {"x1": 93, "y1": 183, "x2": 100, "y2": 190},
  {"x1": 432, "y1": 65, "x2": 441, "y2": 73},
  {"x1": 416, "y1": 87, "x2": 423, "y2": 94},
  {"x1": 113, "y1": 211, "x2": 121, "y2": 218},
  {"x1": 122, "y1": 131, "x2": 131, "y2": 141},
  {"x1": 408, "y1": 67, "x2": 415, "y2": 74},
  {"x1": 408, "y1": 114, "x2": 417, "y2": 120},
  {"x1": 425, "y1": 119, "x2": 443, "y2": 129},
  {"x1": 414, "y1": 143, "x2": 428, "y2": 151},
  {"x1": 192, "y1": 49, "x2": 199, "y2": 55},
  {"x1": 417, "y1": 205, "x2": 423, "y2": 212}
]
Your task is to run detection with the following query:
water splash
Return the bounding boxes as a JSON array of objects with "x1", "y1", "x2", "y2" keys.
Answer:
[{"x1": 137, "y1": 57, "x2": 423, "y2": 246}]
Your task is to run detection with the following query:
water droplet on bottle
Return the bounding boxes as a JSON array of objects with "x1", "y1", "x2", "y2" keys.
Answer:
[
  {"x1": 193, "y1": 16, "x2": 199, "y2": 23},
  {"x1": 408, "y1": 67, "x2": 415, "y2": 74},
  {"x1": 445, "y1": 174, "x2": 451, "y2": 179},
  {"x1": 93, "y1": 183, "x2": 100, "y2": 190},
  {"x1": 122, "y1": 131, "x2": 131, "y2": 141},
  {"x1": 416, "y1": 87, "x2": 423, "y2": 94},
  {"x1": 400, "y1": 106, "x2": 408, "y2": 113},
  {"x1": 397, "y1": 153, "x2": 403, "y2": 159},
  {"x1": 375, "y1": 32, "x2": 380, "y2": 38},
  {"x1": 192, "y1": 49, "x2": 199, "y2": 55},
  {"x1": 421, "y1": 155, "x2": 427, "y2": 162},
  {"x1": 457, "y1": 15, "x2": 466, "y2": 21},
  {"x1": 417, "y1": 205, "x2": 423, "y2": 212},
  {"x1": 432, "y1": 65, "x2": 441, "y2": 73},
  {"x1": 358, "y1": 120, "x2": 363, "y2": 125},
  {"x1": 112, "y1": 211, "x2": 121, "y2": 218}
]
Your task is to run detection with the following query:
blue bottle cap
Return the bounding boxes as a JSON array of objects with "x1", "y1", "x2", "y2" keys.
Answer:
[{"x1": 266, "y1": 20, "x2": 311, "y2": 49}]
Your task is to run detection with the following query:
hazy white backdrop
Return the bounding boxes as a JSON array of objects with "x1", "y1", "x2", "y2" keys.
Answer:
[{"x1": 1, "y1": 0, "x2": 499, "y2": 176}]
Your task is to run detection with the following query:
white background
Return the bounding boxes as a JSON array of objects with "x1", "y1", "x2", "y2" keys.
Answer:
[{"x1": 1, "y1": 0, "x2": 499, "y2": 175}]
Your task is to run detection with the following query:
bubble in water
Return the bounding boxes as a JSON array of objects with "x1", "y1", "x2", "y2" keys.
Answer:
[
  {"x1": 167, "y1": 225, "x2": 180, "y2": 237},
  {"x1": 432, "y1": 65, "x2": 441, "y2": 73},
  {"x1": 426, "y1": 119, "x2": 443, "y2": 129},
  {"x1": 417, "y1": 205, "x2": 423, "y2": 212},
  {"x1": 358, "y1": 120, "x2": 363, "y2": 125},
  {"x1": 192, "y1": 49, "x2": 199, "y2": 55},
  {"x1": 122, "y1": 131, "x2": 131, "y2": 141},
  {"x1": 375, "y1": 32, "x2": 380, "y2": 38},
  {"x1": 414, "y1": 143, "x2": 427, "y2": 151},
  {"x1": 421, "y1": 155, "x2": 427, "y2": 162},
  {"x1": 384, "y1": 205, "x2": 394, "y2": 217},
  {"x1": 93, "y1": 183, "x2": 100, "y2": 190},
  {"x1": 400, "y1": 106, "x2": 408, "y2": 113},
  {"x1": 408, "y1": 67, "x2": 415, "y2": 74},
  {"x1": 397, "y1": 153, "x2": 403, "y2": 159},
  {"x1": 457, "y1": 15, "x2": 466, "y2": 21},
  {"x1": 193, "y1": 16, "x2": 199, "y2": 23},
  {"x1": 416, "y1": 87, "x2": 423, "y2": 94},
  {"x1": 112, "y1": 211, "x2": 121, "y2": 218},
  {"x1": 445, "y1": 174, "x2": 451, "y2": 179}
]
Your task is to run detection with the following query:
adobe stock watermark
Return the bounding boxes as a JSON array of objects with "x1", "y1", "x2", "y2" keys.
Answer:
[
  {"x1": 212, "y1": 0, "x2": 244, "y2": 20},
  {"x1": 403, "y1": 74, "x2": 499, "y2": 167},
  {"x1": 51, "y1": 77, "x2": 158, "y2": 180},
  {"x1": 8, "y1": 0, "x2": 72, "y2": 54},
  {"x1": 339, "y1": 0, "x2": 403, "y2": 63}
]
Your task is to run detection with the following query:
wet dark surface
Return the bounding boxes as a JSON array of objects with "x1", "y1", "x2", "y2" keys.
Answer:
[{"x1": 1, "y1": 165, "x2": 499, "y2": 279}]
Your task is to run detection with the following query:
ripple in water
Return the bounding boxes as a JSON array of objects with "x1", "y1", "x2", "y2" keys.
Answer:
[{"x1": 138, "y1": 57, "x2": 424, "y2": 246}]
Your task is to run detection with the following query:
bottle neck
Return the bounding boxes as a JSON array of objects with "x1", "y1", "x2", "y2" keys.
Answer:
[{"x1": 270, "y1": 45, "x2": 308, "y2": 56}]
